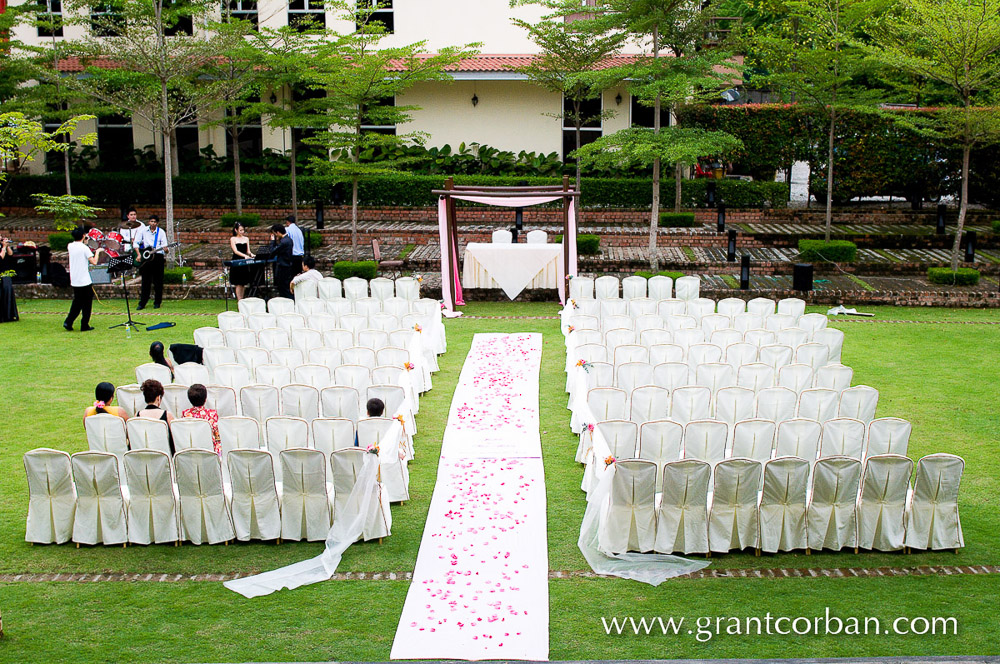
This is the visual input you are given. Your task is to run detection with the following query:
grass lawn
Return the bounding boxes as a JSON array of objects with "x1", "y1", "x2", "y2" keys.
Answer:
[{"x1": 1, "y1": 298, "x2": 998, "y2": 661}]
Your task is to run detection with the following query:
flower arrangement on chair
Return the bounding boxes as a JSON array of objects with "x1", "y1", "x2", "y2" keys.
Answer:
[
  {"x1": 404, "y1": 361, "x2": 415, "y2": 371},
  {"x1": 366, "y1": 443, "x2": 379, "y2": 456},
  {"x1": 604, "y1": 455, "x2": 616, "y2": 468},
  {"x1": 394, "y1": 414, "x2": 406, "y2": 428},
  {"x1": 566, "y1": 325, "x2": 576, "y2": 334},
  {"x1": 576, "y1": 359, "x2": 593, "y2": 373},
  {"x1": 413, "y1": 323, "x2": 423, "y2": 333}
]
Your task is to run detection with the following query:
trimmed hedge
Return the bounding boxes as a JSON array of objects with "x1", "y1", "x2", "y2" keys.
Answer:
[
  {"x1": 0, "y1": 172, "x2": 790, "y2": 210},
  {"x1": 47, "y1": 232, "x2": 73, "y2": 251},
  {"x1": 333, "y1": 260, "x2": 377, "y2": 280},
  {"x1": 992, "y1": 220, "x2": 1000, "y2": 234},
  {"x1": 163, "y1": 267, "x2": 193, "y2": 284},
  {"x1": 927, "y1": 267, "x2": 980, "y2": 286},
  {"x1": 798, "y1": 239, "x2": 858, "y2": 263},
  {"x1": 220, "y1": 212, "x2": 261, "y2": 228},
  {"x1": 659, "y1": 212, "x2": 698, "y2": 227},
  {"x1": 635, "y1": 270, "x2": 685, "y2": 280},
  {"x1": 555, "y1": 234, "x2": 601, "y2": 255},
  {"x1": 306, "y1": 232, "x2": 324, "y2": 249}
]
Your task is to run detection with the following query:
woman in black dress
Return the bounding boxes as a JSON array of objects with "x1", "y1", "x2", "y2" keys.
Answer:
[
  {"x1": 0, "y1": 236, "x2": 19, "y2": 323},
  {"x1": 228, "y1": 223, "x2": 255, "y2": 300}
]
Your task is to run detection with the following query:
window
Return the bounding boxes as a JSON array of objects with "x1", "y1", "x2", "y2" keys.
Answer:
[
  {"x1": 224, "y1": 0, "x2": 257, "y2": 27},
  {"x1": 37, "y1": 0, "x2": 64, "y2": 37},
  {"x1": 288, "y1": 0, "x2": 325, "y2": 30},
  {"x1": 225, "y1": 97, "x2": 263, "y2": 161},
  {"x1": 361, "y1": 95, "x2": 396, "y2": 136},
  {"x1": 562, "y1": 95, "x2": 602, "y2": 161},
  {"x1": 163, "y1": 0, "x2": 193, "y2": 36},
  {"x1": 564, "y1": 0, "x2": 595, "y2": 24},
  {"x1": 357, "y1": 0, "x2": 393, "y2": 33},
  {"x1": 90, "y1": 3, "x2": 125, "y2": 37},
  {"x1": 630, "y1": 95, "x2": 671, "y2": 129},
  {"x1": 175, "y1": 125, "x2": 201, "y2": 171},
  {"x1": 96, "y1": 113, "x2": 134, "y2": 168}
]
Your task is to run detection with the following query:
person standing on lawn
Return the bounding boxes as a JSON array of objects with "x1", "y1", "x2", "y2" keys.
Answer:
[
  {"x1": 136, "y1": 214, "x2": 168, "y2": 310},
  {"x1": 64, "y1": 226, "x2": 104, "y2": 331},
  {"x1": 269, "y1": 224, "x2": 295, "y2": 299},
  {"x1": 284, "y1": 215, "x2": 305, "y2": 273}
]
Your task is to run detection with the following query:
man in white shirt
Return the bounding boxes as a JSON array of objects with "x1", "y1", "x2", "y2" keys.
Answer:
[
  {"x1": 284, "y1": 215, "x2": 305, "y2": 273},
  {"x1": 136, "y1": 214, "x2": 168, "y2": 310},
  {"x1": 290, "y1": 255, "x2": 323, "y2": 294},
  {"x1": 64, "y1": 226, "x2": 104, "y2": 331},
  {"x1": 119, "y1": 207, "x2": 145, "y2": 251}
]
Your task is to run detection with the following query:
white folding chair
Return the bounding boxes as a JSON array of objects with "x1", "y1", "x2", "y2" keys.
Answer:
[
  {"x1": 598, "y1": 459, "x2": 658, "y2": 554},
  {"x1": 280, "y1": 384, "x2": 321, "y2": 422},
  {"x1": 162, "y1": 384, "x2": 191, "y2": 418},
  {"x1": 701, "y1": 314, "x2": 730, "y2": 337},
  {"x1": 227, "y1": 449, "x2": 281, "y2": 541},
  {"x1": 71, "y1": 451, "x2": 128, "y2": 546},
  {"x1": 714, "y1": 386, "x2": 755, "y2": 431},
  {"x1": 85, "y1": 414, "x2": 129, "y2": 463},
  {"x1": 246, "y1": 312, "x2": 277, "y2": 331},
  {"x1": 795, "y1": 343, "x2": 830, "y2": 371},
  {"x1": 813, "y1": 327, "x2": 846, "y2": 363},
  {"x1": 838, "y1": 385, "x2": 879, "y2": 424},
  {"x1": 214, "y1": 364, "x2": 253, "y2": 394},
  {"x1": 296, "y1": 297, "x2": 326, "y2": 317},
  {"x1": 290, "y1": 327, "x2": 322, "y2": 354},
  {"x1": 270, "y1": 347, "x2": 304, "y2": 368},
  {"x1": 237, "y1": 297, "x2": 266, "y2": 314},
  {"x1": 758, "y1": 344, "x2": 794, "y2": 370},
  {"x1": 124, "y1": 450, "x2": 180, "y2": 545},
  {"x1": 682, "y1": 420, "x2": 728, "y2": 466},
  {"x1": 731, "y1": 419, "x2": 776, "y2": 463},
  {"x1": 695, "y1": 362, "x2": 734, "y2": 394},
  {"x1": 724, "y1": 342, "x2": 758, "y2": 370},
  {"x1": 318, "y1": 277, "x2": 343, "y2": 300},
  {"x1": 395, "y1": 277, "x2": 420, "y2": 301},
  {"x1": 595, "y1": 275, "x2": 620, "y2": 299},
  {"x1": 330, "y1": 448, "x2": 392, "y2": 541},
  {"x1": 807, "y1": 455, "x2": 862, "y2": 552},
  {"x1": 293, "y1": 279, "x2": 319, "y2": 299},
  {"x1": 254, "y1": 364, "x2": 291, "y2": 387},
  {"x1": 596, "y1": 420, "x2": 639, "y2": 459},
  {"x1": 865, "y1": 417, "x2": 912, "y2": 459},
  {"x1": 170, "y1": 417, "x2": 215, "y2": 452},
  {"x1": 654, "y1": 459, "x2": 711, "y2": 555},
  {"x1": 206, "y1": 386, "x2": 238, "y2": 418},
  {"x1": 777, "y1": 363, "x2": 814, "y2": 394},
  {"x1": 629, "y1": 385, "x2": 669, "y2": 425},
  {"x1": 23, "y1": 449, "x2": 76, "y2": 544},
  {"x1": 219, "y1": 415, "x2": 262, "y2": 454},
  {"x1": 312, "y1": 417, "x2": 357, "y2": 459},
  {"x1": 136, "y1": 362, "x2": 172, "y2": 386},
  {"x1": 370, "y1": 277, "x2": 395, "y2": 301},
  {"x1": 657, "y1": 298, "x2": 686, "y2": 320},
  {"x1": 747, "y1": 297, "x2": 776, "y2": 317},
  {"x1": 764, "y1": 313, "x2": 796, "y2": 332},
  {"x1": 586, "y1": 387, "x2": 628, "y2": 422},
  {"x1": 615, "y1": 362, "x2": 653, "y2": 396},
  {"x1": 309, "y1": 312, "x2": 340, "y2": 333},
  {"x1": 905, "y1": 454, "x2": 965, "y2": 551},
  {"x1": 115, "y1": 385, "x2": 144, "y2": 418},
  {"x1": 343, "y1": 277, "x2": 369, "y2": 300},
  {"x1": 797, "y1": 387, "x2": 839, "y2": 423},
  {"x1": 776, "y1": 327, "x2": 809, "y2": 350},
  {"x1": 687, "y1": 343, "x2": 723, "y2": 372},
  {"x1": 820, "y1": 418, "x2": 866, "y2": 459},
  {"x1": 647, "y1": 275, "x2": 673, "y2": 300},
  {"x1": 621, "y1": 276, "x2": 647, "y2": 300},
  {"x1": 732, "y1": 312, "x2": 763, "y2": 333},
  {"x1": 814, "y1": 364, "x2": 853, "y2": 392},
  {"x1": 293, "y1": 364, "x2": 332, "y2": 390},
  {"x1": 309, "y1": 347, "x2": 343, "y2": 373},
  {"x1": 649, "y1": 343, "x2": 684, "y2": 365},
  {"x1": 710, "y1": 328, "x2": 743, "y2": 350},
  {"x1": 353, "y1": 297, "x2": 381, "y2": 318},
  {"x1": 203, "y1": 348, "x2": 237, "y2": 380},
  {"x1": 775, "y1": 418, "x2": 822, "y2": 461},
  {"x1": 670, "y1": 386, "x2": 711, "y2": 425},
  {"x1": 629, "y1": 299, "x2": 658, "y2": 319},
  {"x1": 237, "y1": 347, "x2": 271, "y2": 372},
  {"x1": 126, "y1": 417, "x2": 171, "y2": 455},
  {"x1": 321, "y1": 386, "x2": 362, "y2": 423},
  {"x1": 857, "y1": 454, "x2": 913, "y2": 551},
  {"x1": 569, "y1": 276, "x2": 595, "y2": 300},
  {"x1": 744, "y1": 328, "x2": 776, "y2": 348},
  {"x1": 279, "y1": 448, "x2": 333, "y2": 542},
  {"x1": 217, "y1": 311, "x2": 246, "y2": 332},
  {"x1": 194, "y1": 327, "x2": 225, "y2": 348},
  {"x1": 754, "y1": 386, "x2": 798, "y2": 424},
  {"x1": 323, "y1": 329, "x2": 355, "y2": 351},
  {"x1": 798, "y1": 312, "x2": 828, "y2": 340},
  {"x1": 708, "y1": 458, "x2": 762, "y2": 553},
  {"x1": 652, "y1": 362, "x2": 689, "y2": 392},
  {"x1": 334, "y1": 365, "x2": 372, "y2": 410},
  {"x1": 258, "y1": 327, "x2": 291, "y2": 351},
  {"x1": 736, "y1": 363, "x2": 775, "y2": 393},
  {"x1": 174, "y1": 362, "x2": 210, "y2": 387},
  {"x1": 776, "y1": 297, "x2": 806, "y2": 321},
  {"x1": 240, "y1": 384, "x2": 280, "y2": 424},
  {"x1": 491, "y1": 229, "x2": 512, "y2": 243},
  {"x1": 759, "y1": 456, "x2": 810, "y2": 553},
  {"x1": 674, "y1": 276, "x2": 700, "y2": 301}
]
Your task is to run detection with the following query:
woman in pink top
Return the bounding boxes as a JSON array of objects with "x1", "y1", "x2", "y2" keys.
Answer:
[{"x1": 181, "y1": 383, "x2": 221, "y2": 454}]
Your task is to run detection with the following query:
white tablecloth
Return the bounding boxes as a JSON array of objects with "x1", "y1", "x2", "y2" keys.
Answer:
[{"x1": 462, "y1": 243, "x2": 564, "y2": 300}]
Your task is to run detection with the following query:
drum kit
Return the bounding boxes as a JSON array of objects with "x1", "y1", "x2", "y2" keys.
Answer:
[{"x1": 85, "y1": 228, "x2": 129, "y2": 263}]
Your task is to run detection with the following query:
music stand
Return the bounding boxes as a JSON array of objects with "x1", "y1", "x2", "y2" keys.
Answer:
[{"x1": 107, "y1": 255, "x2": 145, "y2": 330}]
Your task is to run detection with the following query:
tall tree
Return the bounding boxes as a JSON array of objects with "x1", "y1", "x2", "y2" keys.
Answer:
[
  {"x1": 306, "y1": 1, "x2": 477, "y2": 260},
  {"x1": 872, "y1": 0, "x2": 1000, "y2": 271},
  {"x1": 570, "y1": 0, "x2": 744, "y2": 270},
  {"x1": 58, "y1": 0, "x2": 242, "y2": 254},
  {"x1": 751, "y1": 0, "x2": 886, "y2": 240},
  {"x1": 512, "y1": 1, "x2": 628, "y2": 204}
]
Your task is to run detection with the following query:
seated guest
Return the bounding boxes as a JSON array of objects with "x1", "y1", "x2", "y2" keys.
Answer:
[
  {"x1": 366, "y1": 397, "x2": 385, "y2": 418},
  {"x1": 137, "y1": 378, "x2": 175, "y2": 454},
  {"x1": 83, "y1": 382, "x2": 128, "y2": 424},
  {"x1": 181, "y1": 383, "x2": 221, "y2": 455},
  {"x1": 149, "y1": 341, "x2": 174, "y2": 379},
  {"x1": 290, "y1": 255, "x2": 323, "y2": 293}
]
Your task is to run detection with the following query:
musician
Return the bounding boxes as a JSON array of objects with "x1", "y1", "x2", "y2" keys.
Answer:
[
  {"x1": 64, "y1": 226, "x2": 104, "y2": 331},
  {"x1": 0, "y1": 235, "x2": 18, "y2": 323},
  {"x1": 269, "y1": 223, "x2": 294, "y2": 299},
  {"x1": 136, "y1": 214, "x2": 167, "y2": 310},
  {"x1": 228, "y1": 222, "x2": 255, "y2": 301},
  {"x1": 290, "y1": 255, "x2": 322, "y2": 293},
  {"x1": 284, "y1": 215, "x2": 305, "y2": 273},
  {"x1": 119, "y1": 208, "x2": 145, "y2": 251}
]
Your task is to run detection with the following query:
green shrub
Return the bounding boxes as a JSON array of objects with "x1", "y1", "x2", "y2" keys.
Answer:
[
  {"x1": 333, "y1": 260, "x2": 377, "y2": 280},
  {"x1": 220, "y1": 212, "x2": 261, "y2": 228},
  {"x1": 635, "y1": 270, "x2": 685, "y2": 280},
  {"x1": 163, "y1": 267, "x2": 193, "y2": 285},
  {"x1": 927, "y1": 267, "x2": 980, "y2": 286},
  {"x1": 798, "y1": 239, "x2": 858, "y2": 263},
  {"x1": 991, "y1": 220, "x2": 1000, "y2": 234},
  {"x1": 306, "y1": 232, "x2": 323, "y2": 249},
  {"x1": 47, "y1": 232, "x2": 73, "y2": 251},
  {"x1": 554, "y1": 234, "x2": 601, "y2": 255},
  {"x1": 659, "y1": 212, "x2": 698, "y2": 227}
]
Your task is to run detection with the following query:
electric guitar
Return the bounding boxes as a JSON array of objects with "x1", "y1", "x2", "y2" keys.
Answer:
[{"x1": 133, "y1": 241, "x2": 181, "y2": 269}]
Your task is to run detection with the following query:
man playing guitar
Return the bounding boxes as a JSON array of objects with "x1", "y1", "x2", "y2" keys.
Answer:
[{"x1": 136, "y1": 214, "x2": 168, "y2": 310}]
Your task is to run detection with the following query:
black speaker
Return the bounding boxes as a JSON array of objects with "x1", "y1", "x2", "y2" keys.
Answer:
[
  {"x1": 315, "y1": 200, "x2": 325, "y2": 230},
  {"x1": 727, "y1": 229, "x2": 737, "y2": 262},
  {"x1": 717, "y1": 204, "x2": 726, "y2": 233},
  {"x1": 936, "y1": 204, "x2": 947, "y2": 235},
  {"x1": 11, "y1": 252, "x2": 36, "y2": 284},
  {"x1": 706, "y1": 180, "x2": 717, "y2": 208},
  {"x1": 793, "y1": 263, "x2": 814, "y2": 292},
  {"x1": 740, "y1": 255, "x2": 750, "y2": 289},
  {"x1": 965, "y1": 230, "x2": 976, "y2": 263}
]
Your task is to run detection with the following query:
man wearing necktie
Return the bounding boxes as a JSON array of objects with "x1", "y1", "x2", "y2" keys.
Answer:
[{"x1": 136, "y1": 214, "x2": 168, "y2": 310}]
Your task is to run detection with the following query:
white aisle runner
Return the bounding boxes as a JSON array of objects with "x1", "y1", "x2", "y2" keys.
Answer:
[{"x1": 391, "y1": 333, "x2": 549, "y2": 661}]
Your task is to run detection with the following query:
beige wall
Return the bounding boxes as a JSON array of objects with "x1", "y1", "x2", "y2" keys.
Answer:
[{"x1": 400, "y1": 80, "x2": 562, "y2": 155}]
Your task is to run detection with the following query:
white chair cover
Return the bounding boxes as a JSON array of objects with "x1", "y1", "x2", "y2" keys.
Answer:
[
  {"x1": 323, "y1": 329, "x2": 355, "y2": 350},
  {"x1": 206, "y1": 386, "x2": 238, "y2": 418},
  {"x1": 382, "y1": 297, "x2": 410, "y2": 319},
  {"x1": 629, "y1": 385, "x2": 669, "y2": 425},
  {"x1": 652, "y1": 362, "x2": 690, "y2": 392},
  {"x1": 343, "y1": 277, "x2": 369, "y2": 300},
  {"x1": 670, "y1": 386, "x2": 711, "y2": 425},
  {"x1": 309, "y1": 312, "x2": 340, "y2": 333},
  {"x1": 395, "y1": 277, "x2": 420, "y2": 301},
  {"x1": 280, "y1": 384, "x2": 321, "y2": 421},
  {"x1": 217, "y1": 311, "x2": 246, "y2": 331},
  {"x1": 170, "y1": 417, "x2": 215, "y2": 452},
  {"x1": 857, "y1": 454, "x2": 913, "y2": 551},
  {"x1": 732, "y1": 312, "x2": 763, "y2": 333},
  {"x1": 136, "y1": 362, "x2": 172, "y2": 386},
  {"x1": 258, "y1": 327, "x2": 291, "y2": 351},
  {"x1": 682, "y1": 420, "x2": 728, "y2": 465},
  {"x1": 569, "y1": 276, "x2": 595, "y2": 300},
  {"x1": 240, "y1": 384, "x2": 280, "y2": 423},
  {"x1": 672, "y1": 328, "x2": 704, "y2": 350},
  {"x1": 807, "y1": 455, "x2": 862, "y2": 551},
  {"x1": 224, "y1": 328, "x2": 258, "y2": 350},
  {"x1": 71, "y1": 451, "x2": 127, "y2": 546},
  {"x1": 331, "y1": 448, "x2": 392, "y2": 541},
  {"x1": 797, "y1": 387, "x2": 839, "y2": 423},
  {"x1": 194, "y1": 327, "x2": 225, "y2": 348},
  {"x1": 744, "y1": 328, "x2": 776, "y2": 348},
  {"x1": 641, "y1": 328, "x2": 673, "y2": 349},
  {"x1": 334, "y1": 365, "x2": 372, "y2": 410},
  {"x1": 24, "y1": 449, "x2": 76, "y2": 544},
  {"x1": 85, "y1": 414, "x2": 129, "y2": 462},
  {"x1": 795, "y1": 343, "x2": 830, "y2": 371},
  {"x1": 318, "y1": 277, "x2": 343, "y2": 300},
  {"x1": 586, "y1": 387, "x2": 627, "y2": 421},
  {"x1": 647, "y1": 275, "x2": 673, "y2": 300},
  {"x1": 290, "y1": 327, "x2": 322, "y2": 354},
  {"x1": 214, "y1": 363, "x2": 252, "y2": 392},
  {"x1": 358, "y1": 418, "x2": 409, "y2": 502},
  {"x1": 838, "y1": 385, "x2": 879, "y2": 423},
  {"x1": 124, "y1": 450, "x2": 180, "y2": 544},
  {"x1": 764, "y1": 313, "x2": 796, "y2": 332},
  {"x1": 621, "y1": 276, "x2": 647, "y2": 300},
  {"x1": 296, "y1": 297, "x2": 326, "y2": 316},
  {"x1": 759, "y1": 456, "x2": 810, "y2": 553},
  {"x1": 657, "y1": 298, "x2": 686, "y2": 320},
  {"x1": 246, "y1": 312, "x2": 277, "y2": 331},
  {"x1": 866, "y1": 417, "x2": 912, "y2": 458},
  {"x1": 695, "y1": 362, "x2": 734, "y2": 393},
  {"x1": 649, "y1": 344, "x2": 684, "y2": 365},
  {"x1": 491, "y1": 229, "x2": 513, "y2": 243},
  {"x1": 637, "y1": 419, "x2": 684, "y2": 487},
  {"x1": 813, "y1": 327, "x2": 845, "y2": 363},
  {"x1": 725, "y1": 342, "x2": 758, "y2": 369},
  {"x1": 775, "y1": 418, "x2": 822, "y2": 461},
  {"x1": 239, "y1": 347, "x2": 273, "y2": 372},
  {"x1": 714, "y1": 386, "x2": 755, "y2": 430},
  {"x1": 777, "y1": 363, "x2": 814, "y2": 394},
  {"x1": 358, "y1": 329, "x2": 390, "y2": 351},
  {"x1": 731, "y1": 419, "x2": 776, "y2": 462},
  {"x1": 219, "y1": 416, "x2": 262, "y2": 454},
  {"x1": 737, "y1": 363, "x2": 775, "y2": 393},
  {"x1": 820, "y1": 418, "x2": 866, "y2": 459},
  {"x1": 265, "y1": 416, "x2": 310, "y2": 480},
  {"x1": 312, "y1": 417, "x2": 357, "y2": 458},
  {"x1": 708, "y1": 458, "x2": 762, "y2": 553},
  {"x1": 353, "y1": 297, "x2": 381, "y2": 318},
  {"x1": 616, "y1": 362, "x2": 653, "y2": 397},
  {"x1": 604, "y1": 328, "x2": 635, "y2": 349},
  {"x1": 370, "y1": 277, "x2": 395, "y2": 301},
  {"x1": 526, "y1": 229, "x2": 547, "y2": 244},
  {"x1": 227, "y1": 449, "x2": 282, "y2": 541},
  {"x1": 700, "y1": 314, "x2": 730, "y2": 337},
  {"x1": 309, "y1": 347, "x2": 343, "y2": 373},
  {"x1": 321, "y1": 386, "x2": 362, "y2": 423},
  {"x1": 758, "y1": 344, "x2": 794, "y2": 370},
  {"x1": 687, "y1": 343, "x2": 723, "y2": 370},
  {"x1": 238, "y1": 297, "x2": 266, "y2": 314},
  {"x1": 654, "y1": 459, "x2": 710, "y2": 555},
  {"x1": 203, "y1": 348, "x2": 237, "y2": 379},
  {"x1": 776, "y1": 297, "x2": 806, "y2": 321},
  {"x1": 905, "y1": 454, "x2": 965, "y2": 551},
  {"x1": 279, "y1": 448, "x2": 333, "y2": 542},
  {"x1": 747, "y1": 297, "x2": 776, "y2": 317},
  {"x1": 162, "y1": 384, "x2": 191, "y2": 418},
  {"x1": 814, "y1": 364, "x2": 853, "y2": 392},
  {"x1": 598, "y1": 459, "x2": 658, "y2": 554},
  {"x1": 294, "y1": 279, "x2": 319, "y2": 299},
  {"x1": 293, "y1": 364, "x2": 332, "y2": 391},
  {"x1": 596, "y1": 420, "x2": 638, "y2": 459},
  {"x1": 674, "y1": 276, "x2": 700, "y2": 301},
  {"x1": 613, "y1": 344, "x2": 649, "y2": 368},
  {"x1": 630, "y1": 300, "x2": 658, "y2": 320},
  {"x1": 710, "y1": 328, "x2": 743, "y2": 350},
  {"x1": 717, "y1": 297, "x2": 746, "y2": 317},
  {"x1": 798, "y1": 312, "x2": 828, "y2": 339},
  {"x1": 175, "y1": 362, "x2": 210, "y2": 387},
  {"x1": 126, "y1": 417, "x2": 171, "y2": 454},
  {"x1": 115, "y1": 384, "x2": 143, "y2": 418},
  {"x1": 595, "y1": 275, "x2": 620, "y2": 300}
]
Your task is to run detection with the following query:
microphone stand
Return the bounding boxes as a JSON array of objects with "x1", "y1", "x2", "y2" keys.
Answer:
[{"x1": 109, "y1": 261, "x2": 144, "y2": 330}]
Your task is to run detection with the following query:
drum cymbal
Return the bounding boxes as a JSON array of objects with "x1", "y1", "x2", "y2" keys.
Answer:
[{"x1": 121, "y1": 219, "x2": 143, "y2": 229}]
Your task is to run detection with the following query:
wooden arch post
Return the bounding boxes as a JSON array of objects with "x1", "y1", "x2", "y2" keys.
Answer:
[{"x1": 562, "y1": 174, "x2": 570, "y2": 282}]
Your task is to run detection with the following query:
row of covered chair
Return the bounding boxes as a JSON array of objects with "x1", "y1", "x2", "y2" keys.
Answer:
[
  {"x1": 578, "y1": 416, "x2": 913, "y2": 471},
  {"x1": 491, "y1": 229, "x2": 548, "y2": 244},
  {"x1": 598, "y1": 453, "x2": 964, "y2": 555},
  {"x1": 569, "y1": 274, "x2": 705, "y2": 301},
  {"x1": 221, "y1": 306, "x2": 437, "y2": 333},
  {"x1": 237, "y1": 276, "x2": 420, "y2": 308},
  {"x1": 24, "y1": 447, "x2": 392, "y2": 546}
]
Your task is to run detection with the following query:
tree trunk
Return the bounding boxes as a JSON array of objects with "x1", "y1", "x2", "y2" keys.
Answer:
[
  {"x1": 231, "y1": 123, "x2": 242, "y2": 215},
  {"x1": 675, "y1": 162, "x2": 683, "y2": 213},
  {"x1": 161, "y1": 83, "x2": 178, "y2": 265},
  {"x1": 824, "y1": 110, "x2": 836, "y2": 242},
  {"x1": 351, "y1": 176, "x2": 359, "y2": 262},
  {"x1": 169, "y1": 129, "x2": 180, "y2": 178},
  {"x1": 290, "y1": 137, "x2": 299, "y2": 222},
  {"x1": 63, "y1": 141, "x2": 72, "y2": 196},
  {"x1": 575, "y1": 112, "x2": 583, "y2": 225},
  {"x1": 952, "y1": 143, "x2": 970, "y2": 272},
  {"x1": 649, "y1": 24, "x2": 661, "y2": 272}
]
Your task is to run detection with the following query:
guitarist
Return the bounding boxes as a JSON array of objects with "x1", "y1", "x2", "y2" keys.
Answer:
[{"x1": 136, "y1": 214, "x2": 168, "y2": 310}]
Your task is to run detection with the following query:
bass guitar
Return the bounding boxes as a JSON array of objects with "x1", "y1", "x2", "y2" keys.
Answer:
[{"x1": 134, "y1": 241, "x2": 181, "y2": 269}]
